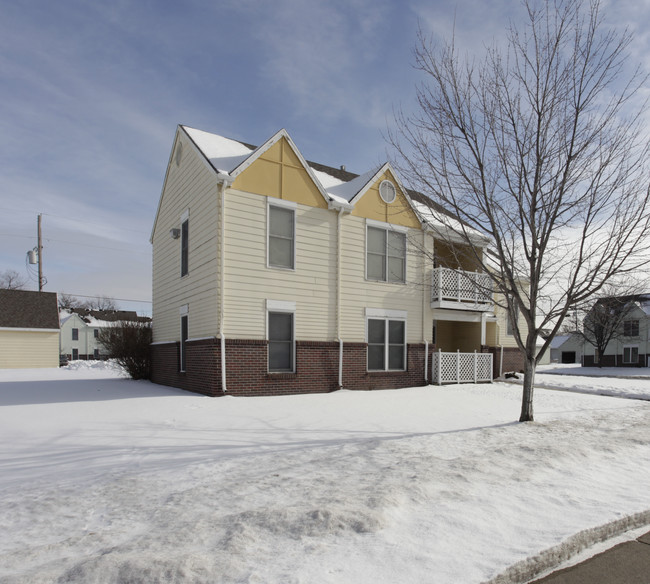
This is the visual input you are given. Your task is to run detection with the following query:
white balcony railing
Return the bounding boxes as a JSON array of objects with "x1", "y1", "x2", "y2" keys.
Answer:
[
  {"x1": 431, "y1": 267, "x2": 493, "y2": 310},
  {"x1": 431, "y1": 350, "x2": 493, "y2": 384}
]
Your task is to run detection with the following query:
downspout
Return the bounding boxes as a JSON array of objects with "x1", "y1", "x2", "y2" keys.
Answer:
[
  {"x1": 422, "y1": 228, "x2": 429, "y2": 384},
  {"x1": 337, "y1": 208, "x2": 343, "y2": 389},
  {"x1": 217, "y1": 173, "x2": 233, "y2": 392}
]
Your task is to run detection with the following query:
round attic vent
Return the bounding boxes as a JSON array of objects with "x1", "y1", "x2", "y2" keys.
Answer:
[{"x1": 379, "y1": 180, "x2": 396, "y2": 204}]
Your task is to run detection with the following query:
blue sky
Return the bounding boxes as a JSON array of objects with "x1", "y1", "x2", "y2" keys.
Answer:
[{"x1": 1, "y1": 0, "x2": 647, "y2": 314}]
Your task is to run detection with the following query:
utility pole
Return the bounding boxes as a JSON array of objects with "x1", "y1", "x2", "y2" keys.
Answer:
[{"x1": 36, "y1": 214, "x2": 44, "y2": 291}]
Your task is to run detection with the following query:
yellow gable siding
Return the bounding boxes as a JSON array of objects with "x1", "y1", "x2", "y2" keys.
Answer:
[
  {"x1": 232, "y1": 138, "x2": 327, "y2": 209},
  {"x1": 351, "y1": 170, "x2": 421, "y2": 229}
]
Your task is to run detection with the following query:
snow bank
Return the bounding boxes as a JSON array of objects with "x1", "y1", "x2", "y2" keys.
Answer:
[{"x1": 0, "y1": 369, "x2": 649, "y2": 583}]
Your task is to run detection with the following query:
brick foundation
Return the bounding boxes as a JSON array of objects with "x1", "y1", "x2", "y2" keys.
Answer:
[
  {"x1": 583, "y1": 354, "x2": 648, "y2": 368},
  {"x1": 151, "y1": 339, "x2": 432, "y2": 397},
  {"x1": 482, "y1": 346, "x2": 525, "y2": 377}
]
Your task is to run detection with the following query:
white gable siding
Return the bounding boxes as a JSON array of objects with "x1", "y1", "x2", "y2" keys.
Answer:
[{"x1": 152, "y1": 134, "x2": 219, "y2": 342}]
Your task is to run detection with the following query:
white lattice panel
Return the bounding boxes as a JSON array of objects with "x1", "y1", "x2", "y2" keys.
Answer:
[
  {"x1": 432, "y1": 352, "x2": 493, "y2": 384},
  {"x1": 476, "y1": 354, "x2": 493, "y2": 381}
]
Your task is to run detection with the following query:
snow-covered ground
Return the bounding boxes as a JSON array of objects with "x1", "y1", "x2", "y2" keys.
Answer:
[
  {"x1": 1, "y1": 362, "x2": 649, "y2": 583},
  {"x1": 534, "y1": 363, "x2": 650, "y2": 400}
]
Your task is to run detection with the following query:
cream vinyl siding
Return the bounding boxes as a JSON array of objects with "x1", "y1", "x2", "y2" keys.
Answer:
[
  {"x1": 0, "y1": 329, "x2": 59, "y2": 368},
  {"x1": 492, "y1": 293, "x2": 526, "y2": 348},
  {"x1": 152, "y1": 134, "x2": 219, "y2": 342},
  {"x1": 340, "y1": 215, "x2": 425, "y2": 343},
  {"x1": 223, "y1": 190, "x2": 337, "y2": 340}
]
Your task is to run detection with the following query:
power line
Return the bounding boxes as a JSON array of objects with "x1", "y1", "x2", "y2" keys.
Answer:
[
  {"x1": 0, "y1": 233, "x2": 150, "y2": 256},
  {"x1": 62, "y1": 293, "x2": 151, "y2": 304},
  {"x1": 0, "y1": 207, "x2": 150, "y2": 236}
]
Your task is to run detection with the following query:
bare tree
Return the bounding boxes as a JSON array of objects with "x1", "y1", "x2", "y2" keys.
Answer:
[
  {"x1": 0, "y1": 270, "x2": 27, "y2": 290},
  {"x1": 58, "y1": 292, "x2": 81, "y2": 311},
  {"x1": 391, "y1": 0, "x2": 650, "y2": 421},
  {"x1": 82, "y1": 296, "x2": 118, "y2": 311}
]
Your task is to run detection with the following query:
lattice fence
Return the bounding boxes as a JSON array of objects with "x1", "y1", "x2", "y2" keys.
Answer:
[{"x1": 431, "y1": 351, "x2": 493, "y2": 384}]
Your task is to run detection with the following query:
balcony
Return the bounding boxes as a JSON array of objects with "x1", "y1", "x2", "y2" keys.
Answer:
[{"x1": 431, "y1": 267, "x2": 493, "y2": 311}]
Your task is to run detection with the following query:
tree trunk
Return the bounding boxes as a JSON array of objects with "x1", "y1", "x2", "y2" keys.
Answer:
[{"x1": 519, "y1": 356, "x2": 536, "y2": 422}]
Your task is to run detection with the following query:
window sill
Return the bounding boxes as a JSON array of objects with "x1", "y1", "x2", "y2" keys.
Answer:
[
  {"x1": 365, "y1": 278, "x2": 406, "y2": 286},
  {"x1": 367, "y1": 370, "x2": 406, "y2": 375}
]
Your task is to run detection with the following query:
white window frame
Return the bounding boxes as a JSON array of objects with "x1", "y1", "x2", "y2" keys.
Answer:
[
  {"x1": 365, "y1": 308, "x2": 407, "y2": 372},
  {"x1": 623, "y1": 344, "x2": 639, "y2": 364},
  {"x1": 266, "y1": 300, "x2": 296, "y2": 373},
  {"x1": 180, "y1": 209, "x2": 189, "y2": 278},
  {"x1": 267, "y1": 199, "x2": 297, "y2": 270},
  {"x1": 365, "y1": 219, "x2": 408, "y2": 284}
]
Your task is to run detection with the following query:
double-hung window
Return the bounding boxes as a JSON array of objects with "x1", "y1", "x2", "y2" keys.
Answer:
[
  {"x1": 267, "y1": 300, "x2": 296, "y2": 373},
  {"x1": 366, "y1": 223, "x2": 406, "y2": 283},
  {"x1": 624, "y1": 320, "x2": 639, "y2": 337},
  {"x1": 268, "y1": 202, "x2": 295, "y2": 269},
  {"x1": 72, "y1": 328, "x2": 79, "y2": 341},
  {"x1": 366, "y1": 309, "x2": 406, "y2": 371},
  {"x1": 623, "y1": 345, "x2": 638, "y2": 364}
]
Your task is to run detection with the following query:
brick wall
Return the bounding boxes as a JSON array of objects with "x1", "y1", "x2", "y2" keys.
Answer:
[
  {"x1": 583, "y1": 353, "x2": 648, "y2": 368},
  {"x1": 151, "y1": 339, "x2": 431, "y2": 397},
  {"x1": 482, "y1": 346, "x2": 525, "y2": 377}
]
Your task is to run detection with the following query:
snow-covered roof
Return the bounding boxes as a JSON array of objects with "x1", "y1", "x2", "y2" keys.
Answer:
[
  {"x1": 639, "y1": 301, "x2": 650, "y2": 316},
  {"x1": 549, "y1": 335, "x2": 571, "y2": 349},
  {"x1": 183, "y1": 126, "x2": 255, "y2": 175},
  {"x1": 412, "y1": 200, "x2": 491, "y2": 246},
  {"x1": 154, "y1": 124, "x2": 496, "y2": 248}
]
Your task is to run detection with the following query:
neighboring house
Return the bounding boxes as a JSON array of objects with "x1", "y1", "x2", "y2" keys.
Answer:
[
  {"x1": 59, "y1": 309, "x2": 149, "y2": 361},
  {"x1": 0, "y1": 289, "x2": 60, "y2": 369},
  {"x1": 549, "y1": 333, "x2": 583, "y2": 364},
  {"x1": 150, "y1": 125, "x2": 525, "y2": 396},
  {"x1": 583, "y1": 295, "x2": 650, "y2": 367}
]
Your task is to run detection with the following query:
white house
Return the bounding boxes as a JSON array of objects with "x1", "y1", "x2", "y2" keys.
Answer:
[{"x1": 582, "y1": 295, "x2": 650, "y2": 367}]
